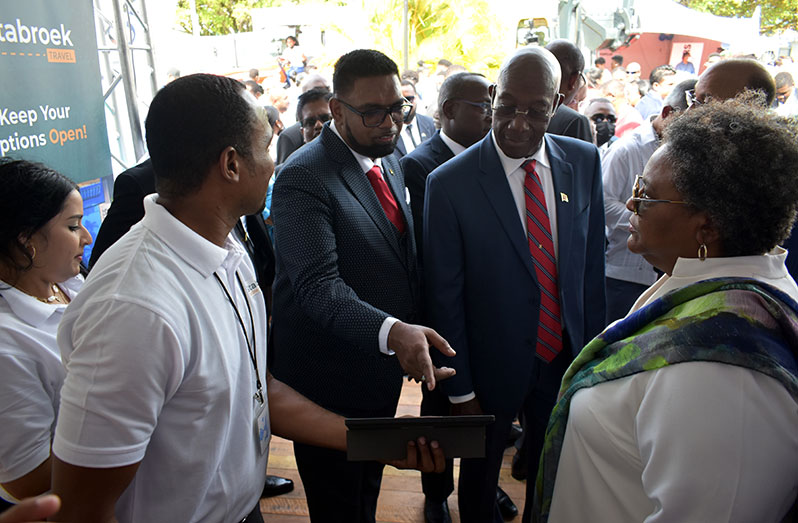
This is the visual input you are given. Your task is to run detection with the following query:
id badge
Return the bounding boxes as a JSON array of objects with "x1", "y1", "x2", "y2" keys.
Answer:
[{"x1": 254, "y1": 399, "x2": 270, "y2": 456}]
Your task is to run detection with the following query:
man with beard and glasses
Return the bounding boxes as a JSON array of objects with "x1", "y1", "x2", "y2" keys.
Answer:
[{"x1": 270, "y1": 49, "x2": 455, "y2": 522}]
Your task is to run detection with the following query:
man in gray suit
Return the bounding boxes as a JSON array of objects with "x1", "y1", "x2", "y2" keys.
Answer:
[{"x1": 271, "y1": 49, "x2": 455, "y2": 522}]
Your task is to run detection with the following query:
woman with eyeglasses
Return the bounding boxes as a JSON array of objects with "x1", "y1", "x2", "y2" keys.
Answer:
[
  {"x1": 0, "y1": 159, "x2": 92, "y2": 504},
  {"x1": 534, "y1": 95, "x2": 798, "y2": 522}
]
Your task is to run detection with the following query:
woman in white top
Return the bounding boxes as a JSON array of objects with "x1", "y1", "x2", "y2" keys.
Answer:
[
  {"x1": 0, "y1": 158, "x2": 91, "y2": 503},
  {"x1": 534, "y1": 95, "x2": 798, "y2": 522}
]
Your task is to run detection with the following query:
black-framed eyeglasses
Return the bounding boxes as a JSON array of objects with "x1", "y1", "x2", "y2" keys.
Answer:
[
  {"x1": 685, "y1": 89, "x2": 708, "y2": 109},
  {"x1": 453, "y1": 99, "x2": 493, "y2": 115},
  {"x1": 630, "y1": 174, "x2": 689, "y2": 215},
  {"x1": 301, "y1": 113, "x2": 331, "y2": 129},
  {"x1": 405, "y1": 95, "x2": 415, "y2": 103},
  {"x1": 591, "y1": 113, "x2": 617, "y2": 124},
  {"x1": 337, "y1": 99, "x2": 413, "y2": 127},
  {"x1": 491, "y1": 104, "x2": 554, "y2": 122}
]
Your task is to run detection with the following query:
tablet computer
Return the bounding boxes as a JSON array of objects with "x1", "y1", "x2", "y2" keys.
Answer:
[{"x1": 345, "y1": 415, "x2": 495, "y2": 461}]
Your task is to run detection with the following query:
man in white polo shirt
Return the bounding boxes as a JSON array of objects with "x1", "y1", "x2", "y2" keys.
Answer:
[{"x1": 50, "y1": 74, "x2": 444, "y2": 523}]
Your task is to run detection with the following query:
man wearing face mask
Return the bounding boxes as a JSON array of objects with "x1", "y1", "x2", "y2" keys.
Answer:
[
  {"x1": 585, "y1": 98, "x2": 616, "y2": 152},
  {"x1": 602, "y1": 78, "x2": 696, "y2": 324}
]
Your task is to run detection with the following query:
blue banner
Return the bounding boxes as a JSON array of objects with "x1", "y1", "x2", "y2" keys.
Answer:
[{"x1": 0, "y1": 1, "x2": 112, "y2": 184}]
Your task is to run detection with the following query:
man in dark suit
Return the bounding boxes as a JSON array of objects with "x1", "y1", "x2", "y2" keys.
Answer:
[
  {"x1": 545, "y1": 39, "x2": 592, "y2": 143},
  {"x1": 401, "y1": 72, "x2": 517, "y2": 523},
  {"x1": 275, "y1": 74, "x2": 330, "y2": 164},
  {"x1": 393, "y1": 80, "x2": 437, "y2": 160},
  {"x1": 402, "y1": 72, "x2": 491, "y2": 261},
  {"x1": 88, "y1": 160, "x2": 155, "y2": 270},
  {"x1": 424, "y1": 47, "x2": 606, "y2": 523},
  {"x1": 270, "y1": 49, "x2": 455, "y2": 522}
]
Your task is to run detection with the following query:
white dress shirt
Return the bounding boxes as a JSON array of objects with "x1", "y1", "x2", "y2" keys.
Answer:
[
  {"x1": 439, "y1": 129, "x2": 467, "y2": 156},
  {"x1": 491, "y1": 132, "x2": 559, "y2": 264},
  {"x1": 0, "y1": 276, "x2": 81, "y2": 503},
  {"x1": 549, "y1": 249, "x2": 798, "y2": 523},
  {"x1": 400, "y1": 119, "x2": 423, "y2": 154}
]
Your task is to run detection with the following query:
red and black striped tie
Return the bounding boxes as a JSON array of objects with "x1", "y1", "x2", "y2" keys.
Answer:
[{"x1": 522, "y1": 160, "x2": 563, "y2": 363}]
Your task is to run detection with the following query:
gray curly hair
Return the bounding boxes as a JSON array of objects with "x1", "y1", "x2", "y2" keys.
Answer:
[{"x1": 663, "y1": 92, "x2": 798, "y2": 256}]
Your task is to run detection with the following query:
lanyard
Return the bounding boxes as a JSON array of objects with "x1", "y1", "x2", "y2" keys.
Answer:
[{"x1": 214, "y1": 271, "x2": 264, "y2": 405}]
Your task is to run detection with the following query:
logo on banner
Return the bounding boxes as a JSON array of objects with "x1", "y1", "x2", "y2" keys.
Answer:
[{"x1": 0, "y1": 18, "x2": 76, "y2": 63}]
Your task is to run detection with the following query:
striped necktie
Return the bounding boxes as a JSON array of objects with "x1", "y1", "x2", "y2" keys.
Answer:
[{"x1": 523, "y1": 159, "x2": 563, "y2": 362}]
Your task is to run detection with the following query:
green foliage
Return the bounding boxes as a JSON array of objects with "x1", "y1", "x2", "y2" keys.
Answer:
[
  {"x1": 363, "y1": 0, "x2": 512, "y2": 79},
  {"x1": 678, "y1": 0, "x2": 798, "y2": 34},
  {"x1": 175, "y1": 0, "x2": 285, "y2": 36}
]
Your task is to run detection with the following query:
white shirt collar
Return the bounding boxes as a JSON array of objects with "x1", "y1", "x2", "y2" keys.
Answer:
[
  {"x1": 632, "y1": 247, "x2": 798, "y2": 313},
  {"x1": 670, "y1": 248, "x2": 791, "y2": 281},
  {"x1": 141, "y1": 195, "x2": 247, "y2": 278},
  {"x1": 0, "y1": 275, "x2": 82, "y2": 328},
  {"x1": 439, "y1": 130, "x2": 467, "y2": 157},
  {"x1": 490, "y1": 131, "x2": 549, "y2": 178}
]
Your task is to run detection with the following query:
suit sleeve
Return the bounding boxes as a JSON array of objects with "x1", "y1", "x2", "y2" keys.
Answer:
[
  {"x1": 88, "y1": 174, "x2": 146, "y2": 269},
  {"x1": 572, "y1": 114, "x2": 594, "y2": 144},
  {"x1": 271, "y1": 164, "x2": 390, "y2": 351},
  {"x1": 583, "y1": 147, "x2": 608, "y2": 342},
  {"x1": 275, "y1": 129, "x2": 302, "y2": 165},
  {"x1": 399, "y1": 155, "x2": 427, "y2": 259},
  {"x1": 423, "y1": 172, "x2": 474, "y2": 397}
]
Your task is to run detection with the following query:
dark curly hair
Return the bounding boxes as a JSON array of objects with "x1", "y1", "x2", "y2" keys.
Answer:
[
  {"x1": 0, "y1": 158, "x2": 78, "y2": 275},
  {"x1": 663, "y1": 92, "x2": 798, "y2": 256}
]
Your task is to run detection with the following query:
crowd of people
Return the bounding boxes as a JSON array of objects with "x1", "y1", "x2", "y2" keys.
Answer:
[{"x1": 1, "y1": 36, "x2": 797, "y2": 523}]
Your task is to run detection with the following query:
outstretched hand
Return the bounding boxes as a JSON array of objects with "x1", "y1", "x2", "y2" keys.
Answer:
[
  {"x1": 385, "y1": 437, "x2": 446, "y2": 473},
  {"x1": 387, "y1": 321, "x2": 456, "y2": 391}
]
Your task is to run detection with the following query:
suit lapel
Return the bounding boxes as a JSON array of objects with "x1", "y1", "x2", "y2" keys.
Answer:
[
  {"x1": 382, "y1": 154, "x2": 413, "y2": 232},
  {"x1": 430, "y1": 133, "x2": 454, "y2": 165},
  {"x1": 546, "y1": 135, "x2": 575, "y2": 269},
  {"x1": 475, "y1": 134, "x2": 537, "y2": 280},
  {"x1": 383, "y1": 154, "x2": 415, "y2": 264},
  {"x1": 322, "y1": 126, "x2": 405, "y2": 261},
  {"x1": 394, "y1": 137, "x2": 407, "y2": 158}
]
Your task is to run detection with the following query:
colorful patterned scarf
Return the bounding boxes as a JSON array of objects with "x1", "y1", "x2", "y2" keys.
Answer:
[{"x1": 533, "y1": 277, "x2": 798, "y2": 522}]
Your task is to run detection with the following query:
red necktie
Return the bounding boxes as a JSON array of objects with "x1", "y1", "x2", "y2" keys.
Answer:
[
  {"x1": 523, "y1": 160, "x2": 563, "y2": 362},
  {"x1": 366, "y1": 165, "x2": 405, "y2": 234}
]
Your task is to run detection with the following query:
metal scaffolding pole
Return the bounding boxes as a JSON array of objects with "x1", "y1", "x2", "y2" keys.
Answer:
[{"x1": 112, "y1": 0, "x2": 146, "y2": 159}]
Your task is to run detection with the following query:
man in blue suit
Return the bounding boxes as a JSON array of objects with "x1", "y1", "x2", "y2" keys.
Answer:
[
  {"x1": 271, "y1": 49, "x2": 454, "y2": 522},
  {"x1": 424, "y1": 47, "x2": 606, "y2": 523},
  {"x1": 402, "y1": 72, "x2": 518, "y2": 523}
]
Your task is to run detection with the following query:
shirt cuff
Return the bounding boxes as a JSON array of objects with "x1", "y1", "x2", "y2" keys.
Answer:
[
  {"x1": 449, "y1": 392, "x2": 476, "y2": 404},
  {"x1": 378, "y1": 317, "x2": 399, "y2": 355}
]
